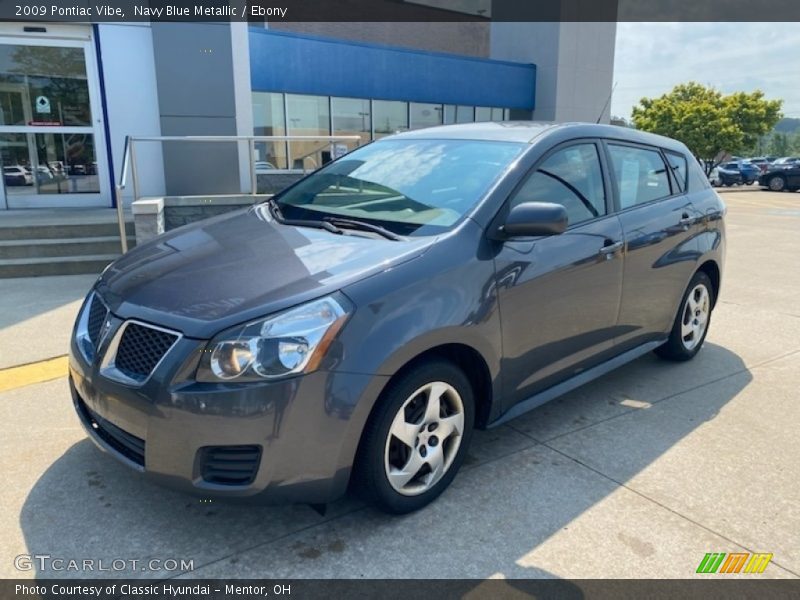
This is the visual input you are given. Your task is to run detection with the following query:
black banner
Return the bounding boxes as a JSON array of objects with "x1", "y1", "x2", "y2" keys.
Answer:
[
  {"x1": 1, "y1": 0, "x2": 800, "y2": 23},
  {"x1": 2, "y1": 579, "x2": 800, "y2": 600}
]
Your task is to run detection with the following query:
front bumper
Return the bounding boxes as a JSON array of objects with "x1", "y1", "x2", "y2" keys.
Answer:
[{"x1": 69, "y1": 329, "x2": 388, "y2": 504}]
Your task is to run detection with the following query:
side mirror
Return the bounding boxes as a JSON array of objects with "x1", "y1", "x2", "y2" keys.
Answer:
[{"x1": 500, "y1": 202, "x2": 568, "y2": 238}]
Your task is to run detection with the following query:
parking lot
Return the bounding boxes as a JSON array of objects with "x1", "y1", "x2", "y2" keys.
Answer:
[{"x1": 1, "y1": 190, "x2": 798, "y2": 580}]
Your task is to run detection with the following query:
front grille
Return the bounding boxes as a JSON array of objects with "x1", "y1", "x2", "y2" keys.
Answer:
[
  {"x1": 76, "y1": 397, "x2": 145, "y2": 467},
  {"x1": 114, "y1": 323, "x2": 178, "y2": 382},
  {"x1": 86, "y1": 295, "x2": 108, "y2": 348},
  {"x1": 199, "y1": 445, "x2": 262, "y2": 486}
]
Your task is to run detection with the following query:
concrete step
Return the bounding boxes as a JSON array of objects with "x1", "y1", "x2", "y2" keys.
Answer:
[
  {"x1": 0, "y1": 220, "x2": 134, "y2": 241},
  {"x1": 0, "y1": 254, "x2": 120, "y2": 278},
  {"x1": 0, "y1": 236, "x2": 135, "y2": 260}
]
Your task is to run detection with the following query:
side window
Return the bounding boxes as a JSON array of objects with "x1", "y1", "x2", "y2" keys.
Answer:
[
  {"x1": 608, "y1": 144, "x2": 672, "y2": 209},
  {"x1": 511, "y1": 143, "x2": 606, "y2": 227},
  {"x1": 665, "y1": 150, "x2": 688, "y2": 192}
]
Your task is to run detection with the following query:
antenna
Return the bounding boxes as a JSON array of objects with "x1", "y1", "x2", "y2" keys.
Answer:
[{"x1": 597, "y1": 81, "x2": 618, "y2": 124}]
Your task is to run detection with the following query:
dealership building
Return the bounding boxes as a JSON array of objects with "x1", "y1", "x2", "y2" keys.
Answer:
[{"x1": 0, "y1": 13, "x2": 615, "y2": 274}]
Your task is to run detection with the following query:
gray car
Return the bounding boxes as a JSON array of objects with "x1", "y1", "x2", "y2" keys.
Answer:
[{"x1": 70, "y1": 122, "x2": 725, "y2": 514}]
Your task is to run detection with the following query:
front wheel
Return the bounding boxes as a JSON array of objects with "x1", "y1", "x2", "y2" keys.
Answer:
[
  {"x1": 353, "y1": 360, "x2": 474, "y2": 514},
  {"x1": 655, "y1": 271, "x2": 714, "y2": 361}
]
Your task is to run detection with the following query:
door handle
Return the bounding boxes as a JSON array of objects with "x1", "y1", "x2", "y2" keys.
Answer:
[
  {"x1": 599, "y1": 240, "x2": 623, "y2": 256},
  {"x1": 679, "y1": 213, "x2": 694, "y2": 226}
]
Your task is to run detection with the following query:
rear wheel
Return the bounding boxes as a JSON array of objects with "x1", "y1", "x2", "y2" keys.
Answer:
[
  {"x1": 353, "y1": 360, "x2": 474, "y2": 514},
  {"x1": 767, "y1": 174, "x2": 786, "y2": 191},
  {"x1": 655, "y1": 271, "x2": 714, "y2": 361}
]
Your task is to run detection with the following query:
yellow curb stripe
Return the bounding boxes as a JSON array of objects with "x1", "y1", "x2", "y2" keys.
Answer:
[{"x1": 0, "y1": 356, "x2": 69, "y2": 393}]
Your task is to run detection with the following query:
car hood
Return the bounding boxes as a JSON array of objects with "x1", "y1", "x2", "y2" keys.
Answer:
[{"x1": 96, "y1": 206, "x2": 434, "y2": 338}]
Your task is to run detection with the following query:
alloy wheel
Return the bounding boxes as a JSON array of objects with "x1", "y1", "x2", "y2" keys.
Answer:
[
  {"x1": 769, "y1": 176, "x2": 785, "y2": 191},
  {"x1": 384, "y1": 381, "x2": 465, "y2": 496},
  {"x1": 681, "y1": 284, "x2": 710, "y2": 350}
]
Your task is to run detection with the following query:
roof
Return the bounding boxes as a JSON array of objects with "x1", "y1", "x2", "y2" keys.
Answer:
[
  {"x1": 392, "y1": 121, "x2": 557, "y2": 143},
  {"x1": 391, "y1": 121, "x2": 690, "y2": 153}
]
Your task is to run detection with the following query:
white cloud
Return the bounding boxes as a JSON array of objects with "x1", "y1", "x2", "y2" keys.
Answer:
[{"x1": 611, "y1": 22, "x2": 800, "y2": 120}]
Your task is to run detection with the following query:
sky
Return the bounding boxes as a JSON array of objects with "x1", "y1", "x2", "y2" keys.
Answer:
[{"x1": 611, "y1": 22, "x2": 800, "y2": 121}]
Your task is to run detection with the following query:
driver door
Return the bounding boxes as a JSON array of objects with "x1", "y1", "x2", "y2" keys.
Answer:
[{"x1": 494, "y1": 140, "x2": 625, "y2": 409}]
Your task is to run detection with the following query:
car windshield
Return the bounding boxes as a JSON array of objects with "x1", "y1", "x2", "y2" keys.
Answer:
[{"x1": 273, "y1": 139, "x2": 525, "y2": 237}]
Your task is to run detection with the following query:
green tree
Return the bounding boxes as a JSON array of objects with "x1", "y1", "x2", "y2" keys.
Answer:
[{"x1": 632, "y1": 82, "x2": 782, "y2": 173}]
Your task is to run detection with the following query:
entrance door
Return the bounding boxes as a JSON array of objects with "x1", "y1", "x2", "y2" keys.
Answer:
[{"x1": 0, "y1": 32, "x2": 110, "y2": 209}]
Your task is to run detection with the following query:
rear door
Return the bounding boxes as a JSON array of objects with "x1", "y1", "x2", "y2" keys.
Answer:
[
  {"x1": 493, "y1": 140, "x2": 625, "y2": 407},
  {"x1": 606, "y1": 143, "x2": 701, "y2": 351}
]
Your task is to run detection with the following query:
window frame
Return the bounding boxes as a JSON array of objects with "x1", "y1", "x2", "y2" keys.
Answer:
[
  {"x1": 601, "y1": 139, "x2": 682, "y2": 214},
  {"x1": 493, "y1": 138, "x2": 614, "y2": 235}
]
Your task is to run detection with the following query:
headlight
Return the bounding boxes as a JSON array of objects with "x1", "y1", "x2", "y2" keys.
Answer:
[{"x1": 197, "y1": 294, "x2": 352, "y2": 382}]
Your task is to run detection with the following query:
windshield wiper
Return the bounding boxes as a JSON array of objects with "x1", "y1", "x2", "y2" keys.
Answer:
[
  {"x1": 266, "y1": 198, "x2": 343, "y2": 235},
  {"x1": 322, "y1": 217, "x2": 403, "y2": 241}
]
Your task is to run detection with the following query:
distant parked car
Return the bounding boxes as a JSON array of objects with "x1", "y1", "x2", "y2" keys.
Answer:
[
  {"x1": 747, "y1": 157, "x2": 776, "y2": 173},
  {"x1": 709, "y1": 165, "x2": 742, "y2": 187},
  {"x1": 771, "y1": 157, "x2": 800, "y2": 168},
  {"x1": 759, "y1": 160, "x2": 800, "y2": 192},
  {"x1": 254, "y1": 161, "x2": 276, "y2": 174},
  {"x1": 34, "y1": 165, "x2": 53, "y2": 182},
  {"x1": 720, "y1": 161, "x2": 760, "y2": 185},
  {"x1": 3, "y1": 165, "x2": 33, "y2": 186}
]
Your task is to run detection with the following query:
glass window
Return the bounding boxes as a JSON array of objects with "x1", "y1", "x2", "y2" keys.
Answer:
[
  {"x1": 665, "y1": 150, "x2": 688, "y2": 192},
  {"x1": 443, "y1": 105, "x2": 456, "y2": 125},
  {"x1": 1, "y1": 132, "x2": 99, "y2": 196},
  {"x1": 455, "y1": 105, "x2": 474, "y2": 123},
  {"x1": 331, "y1": 97, "x2": 371, "y2": 145},
  {"x1": 491, "y1": 107, "x2": 504, "y2": 121},
  {"x1": 286, "y1": 94, "x2": 330, "y2": 170},
  {"x1": 475, "y1": 107, "x2": 492, "y2": 122},
  {"x1": 373, "y1": 100, "x2": 408, "y2": 139},
  {"x1": 608, "y1": 144, "x2": 672, "y2": 209},
  {"x1": 252, "y1": 92, "x2": 287, "y2": 169},
  {"x1": 503, "y1": 109, "x2": 511, "y2": 121},
  {"x1": 410, "y1": 103, "x2": 443, "y2": 129},
  {"x1": 511, "y1": 143, "x2": 606, "y2": 226},
  {"x1": 0, "y1": 44, "x2": 91, "y2": 127},
  {"x1": 275, "y1": 139, "x2": 525, "y2": 237}
]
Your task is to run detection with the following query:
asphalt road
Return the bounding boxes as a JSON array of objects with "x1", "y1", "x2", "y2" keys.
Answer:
[{"x1": 1, "y1": 189, "x2": 798, "y2": 580}]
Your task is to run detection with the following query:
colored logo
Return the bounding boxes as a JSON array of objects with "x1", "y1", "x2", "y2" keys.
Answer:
[{"x1": 696, "y1": 552, "x2": 773, "y2": 574}]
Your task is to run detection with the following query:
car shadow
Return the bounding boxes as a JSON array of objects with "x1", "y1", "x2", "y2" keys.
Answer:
[{"x1": 18, "y1": 342, "x2": 751, "y2": 579}]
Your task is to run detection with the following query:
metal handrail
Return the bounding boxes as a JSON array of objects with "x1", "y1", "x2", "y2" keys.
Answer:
[{"x1": 114, "y1": 134, "x2": 362, "y2": 253}]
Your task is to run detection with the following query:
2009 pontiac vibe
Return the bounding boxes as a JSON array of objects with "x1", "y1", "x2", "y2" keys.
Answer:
[{"x1": 70, "y1": 122, "x2": 725, "y2": 513}]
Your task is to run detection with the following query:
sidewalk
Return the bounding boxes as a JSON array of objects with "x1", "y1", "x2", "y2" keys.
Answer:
[{"x1": 0, "y1": 274, "x2": 95, "y2": 370}]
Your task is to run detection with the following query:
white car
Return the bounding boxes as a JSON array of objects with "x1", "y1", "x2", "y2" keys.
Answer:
[
  {"x1": 3, "y1": 166, "x2": 33, "y2": 185},
  {"x1": 254, "y1": 160, "x2": 276, "y2": 174}
]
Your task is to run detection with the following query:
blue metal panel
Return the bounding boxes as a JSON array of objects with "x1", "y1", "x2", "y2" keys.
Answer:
[{"x1": 249, "y1": 29, "x2": 536, "y2": 110}]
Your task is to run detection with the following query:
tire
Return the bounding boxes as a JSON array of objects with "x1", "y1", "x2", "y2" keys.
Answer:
[
  {"x1": 655, "y1": 271, "x2": 715, "y2": 362},
  {"x1": 767, "y1": 175, "x2": 786, "y2": 192},
  {"x1": 352, "y1": 359, "x2": 475, "y2": 514}
]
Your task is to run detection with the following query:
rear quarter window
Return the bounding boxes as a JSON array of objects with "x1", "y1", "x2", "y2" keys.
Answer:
[
  {"x1": 687, "y1": 155, "x2": 712, "y2": 191},
  {"x1": 665, "y1": 150, "x2": 689, "y2": 192}
]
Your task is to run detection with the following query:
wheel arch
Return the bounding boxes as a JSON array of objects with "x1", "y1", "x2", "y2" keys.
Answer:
[
  {"x1": 696, "y1": 259, "x2": 721, "y2": 308},
  {"x1": 367, "y1": 342, "x2": 495, "y2": 431},
  {"x1": 345, "y1": 342, "x2": 496, "y2": 497}
]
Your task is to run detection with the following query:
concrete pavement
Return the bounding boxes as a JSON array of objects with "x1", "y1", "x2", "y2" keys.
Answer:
[
  {"x1": 1, "y1": 190, "x2": 798, "y2": 580},
  {"x1": 0, "y1": 274, "x2": 95, "y2": 370}
]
